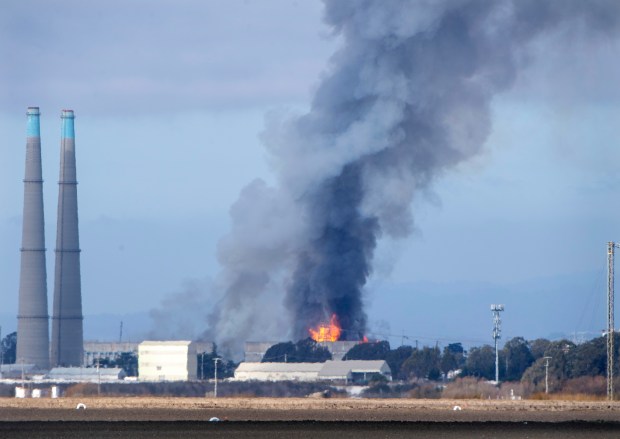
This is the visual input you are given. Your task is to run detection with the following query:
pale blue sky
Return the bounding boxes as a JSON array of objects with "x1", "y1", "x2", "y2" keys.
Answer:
[{"x1": 1, "y1": 1, "x2": 619, "y2": 347}]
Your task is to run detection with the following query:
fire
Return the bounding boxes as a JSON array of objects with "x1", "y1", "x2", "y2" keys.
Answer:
[{"x1": 309, "y1": 314, "x2": 342, "y2": 342}]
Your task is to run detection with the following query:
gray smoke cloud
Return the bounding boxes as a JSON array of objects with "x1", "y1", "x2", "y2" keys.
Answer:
[{"x1": 205, "y1": 0, "x2": 620, "y2": 357}]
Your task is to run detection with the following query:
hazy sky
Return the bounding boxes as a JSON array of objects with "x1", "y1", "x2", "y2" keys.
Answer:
[{"x1": 1, "y1": 0, "x2": 619, "y2": 347}]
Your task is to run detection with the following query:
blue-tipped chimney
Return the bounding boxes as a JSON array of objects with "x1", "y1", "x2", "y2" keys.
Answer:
[
  {"x1": 50, "y1": 109, "x2": 84, "y2": 367},
  {"x1": 16, "y1": 107, "x2": 50, "y2": 370}
]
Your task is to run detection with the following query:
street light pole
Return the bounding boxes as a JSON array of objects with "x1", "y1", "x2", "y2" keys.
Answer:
[
  {"x1": 97, "y1": 357, "x2": 101, "y2": 396},
  {"x1": 213, "y1": 358, "x2": 221, "y2": 398},
  {"x1": 200, "y1": 353, "x2": 204, "y2": 381},
  {"x1": 0, "y1": 325, "x2": 3, "y2": 379},
  {"x1": 543, "y1": 356, "x2": 552, "y2": 394}
]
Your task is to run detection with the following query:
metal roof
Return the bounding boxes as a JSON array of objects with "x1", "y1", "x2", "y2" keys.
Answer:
[
  {"x1": 139, "y1": 340, "x2": 194, "y2": 346},
  {"x1": 235, "y1": 360, "x2": 391, "y2": 379},
  {"x1": 235, "y1": 362, "x2": 324, "y2": 373},
  {"x1": 318, "y1": 360, "x2": 390, "y2": 377},
  {"x1": 47, "y1": 367, "x2": 126, "y2": 379}
]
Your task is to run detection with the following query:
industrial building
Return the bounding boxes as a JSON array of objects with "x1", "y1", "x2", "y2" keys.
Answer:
[
  {"x1": 244, "y1": 340, "x2": 361, "y2": 362},
  {"x1": 83, "y1": 340, "x2": 213, "y2": 366},
  {"x1": 244, "y1": 342, "x2": 279, "y2": 362},
  {"x1": 234, "y1": 362, "x2": 324, "y2": 381},
  {"x1": 234, "y1": 360, "x2": 391, "y2": 383},
  {"x1": 324, "y1": 341, "x2": 362, "y2": 360},
  {"x1": 46, "y1": 367, "x2": 126, "y2": 381},
  {"x1": 317, "y1": 360, "x2": 392, "y2": 382},
  {"x1": 0, "y1": 364, "x2": 37, "y2": 380},
  {"x1": 83, "y1": 342, "x2": 140, "y2": 366},
  {"x1": 138, "y1": 341, "x2": 197, "y2": 381}
]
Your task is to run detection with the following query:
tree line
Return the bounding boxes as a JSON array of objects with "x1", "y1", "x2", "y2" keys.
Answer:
[
  {"x1": 2, "y1": 330, "x2": 617, "y2": 391},
  {"x1": 259, "y1": 334, "x2": 620, "y2": 389}
]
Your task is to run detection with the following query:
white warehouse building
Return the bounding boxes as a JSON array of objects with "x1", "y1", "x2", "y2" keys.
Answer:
[
  {"x1": 138, "y1": 341, "x2": 197, "y2": 381},
  {"x1": 234, "y1": 362, "x2": 325, "y2": 382},
  {"x1": 234, "y1": 360, "x2": 391, "y2": 383}
]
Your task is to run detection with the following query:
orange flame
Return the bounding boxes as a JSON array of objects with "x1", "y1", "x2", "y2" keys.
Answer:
[{"x1": 309, "y1": 314, "x2": 342, "y2": 342}]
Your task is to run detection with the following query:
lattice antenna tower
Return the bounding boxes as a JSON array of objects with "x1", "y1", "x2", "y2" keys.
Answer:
[
  {"x1": 607, "y1": 242, "x2": 619, "y2": 401},
  {"x1": 491, "y1": 304, "x2": 504, "y2": 383}
]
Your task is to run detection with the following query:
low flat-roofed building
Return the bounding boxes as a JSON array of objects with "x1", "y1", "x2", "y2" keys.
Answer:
[
  {"x1": 46, "y1": 367, "x2": 126, "y2": 381},
  {"x1": 138, "y1": 341, "x2": 197, "y2": 381},
  {"x1": 318, "y1": 360, "x2": 391, "y2": 383},
  {"x1": 0, "y1": 364, "x2": 38, "y2": 379},
  {"x1": 234, "y1": 362, "x2": 324, "y2": 381},
  {"x1": 233, "y1": 360, "x2": 391, "y2": 383}
]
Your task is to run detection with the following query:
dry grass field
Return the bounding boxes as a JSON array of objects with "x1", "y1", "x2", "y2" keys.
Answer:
[
  {"x1": 0, "y1": 397, "x2": 619, "y2": 438},
  {"x1": 0, "y1": 396, "x2": 619, "y2": 422}
]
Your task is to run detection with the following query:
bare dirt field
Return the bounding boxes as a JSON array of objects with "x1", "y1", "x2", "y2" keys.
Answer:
[{"x1": 1, "y1": 397, "x2": 619, "y2": 438}]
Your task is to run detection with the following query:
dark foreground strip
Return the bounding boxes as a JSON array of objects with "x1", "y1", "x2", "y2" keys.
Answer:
[{"x1": 1, "y1": 421, "x2": 619, "y2": 439}]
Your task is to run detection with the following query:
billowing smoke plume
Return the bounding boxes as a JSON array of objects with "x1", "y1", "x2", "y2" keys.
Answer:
[{"x1": 205, "y1": 0, "x2": 620, "y2": 356}]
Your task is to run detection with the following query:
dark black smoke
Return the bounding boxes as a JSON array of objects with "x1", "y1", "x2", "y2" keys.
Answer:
[
  {"x1": 287, "y1": 163, "x2": 379, "y2": 339},
  {"x1": 205, "y1": 0, "x2": 620, "y2": 356}
]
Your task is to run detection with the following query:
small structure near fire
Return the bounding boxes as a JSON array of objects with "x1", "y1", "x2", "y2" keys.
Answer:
[
  {"x1": 245, "y1": 340, "x2": 360, "y2": 362},
  {"x1": 318, "y1": 360, "x2": 391, "y2": 382},
  {"x1": 245, "y1": 315, "x2": 369, "y2": 362}
]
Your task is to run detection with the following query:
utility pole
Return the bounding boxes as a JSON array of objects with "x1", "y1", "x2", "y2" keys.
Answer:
[
  {"x1": 20, "y1": 357, "x2": 25, "y2": 389},
  {"x1": 213, "y1": 358, "x2": 221, "y2": 398},
  {"x1": 491, "y1": 304, "x2": 505, "y2": 384},
  {"x1": 543, "y1": 356, "x2": 552, "y2": 394},
  {"x1": 200, "y1": 353, "x2": 204, "y2": 381},
  {"x1": 119, "y1": 321, "x2": 123, "y2": 343},
  {"x1": 97, "y1": 357, "x2": 101, "y2": 396},
  {"x1": 607, "y1": 242, "x2": 619, "y2": 401}
]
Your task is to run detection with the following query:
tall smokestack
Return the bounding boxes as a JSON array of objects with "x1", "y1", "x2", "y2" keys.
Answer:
[
  {"x1": 16, "y1": 107, "x2": 50, "y2": 370},
  {"x1": 50, "y1": 109, "x2": 83, "y2": 367}
]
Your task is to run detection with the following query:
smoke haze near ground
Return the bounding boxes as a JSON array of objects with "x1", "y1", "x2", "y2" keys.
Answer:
[{"x1": 197, "y1": 0, "x2": 620, "y2": 357}]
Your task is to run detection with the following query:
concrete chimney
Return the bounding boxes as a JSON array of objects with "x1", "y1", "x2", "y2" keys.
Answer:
[
  {"x1": 50, "y1": 109, "x2": 83, "y2": 367},
  {"x1": 16, "y1": 107, "x2": 50, "y2": 370}
]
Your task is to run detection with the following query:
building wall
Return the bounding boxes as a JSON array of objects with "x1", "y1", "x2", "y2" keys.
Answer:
[
  {"x1": 323, "y1": 341, "x2": 360, "y2": 360},
  {"x1": 233, "y1": 361, "x2": 390, "y2": 383},
  {"x1": 194, "y1": 341, "x2": 214, "y2": 355},
  {"x1": 244, "y1": 340, "x2": 362, "y2": 362},
  {"x1": 244, "y1": 342, "x2": 279, "y2": 362},
  {"x1": 234, "y1": 362, "x2": 324, "y2": 382},
  {"x1": 138, "y1": 341, "x2": 197, "y2": 381},
  {"x1": 83, "y1": 341, "x2": 212, "y2": 366},
  {"x1": 234, "y1": 370, "x2": 320, "y2": 381},
  {"x1": 83, "y1": 341, "x2": 139, "y2": 366}
]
